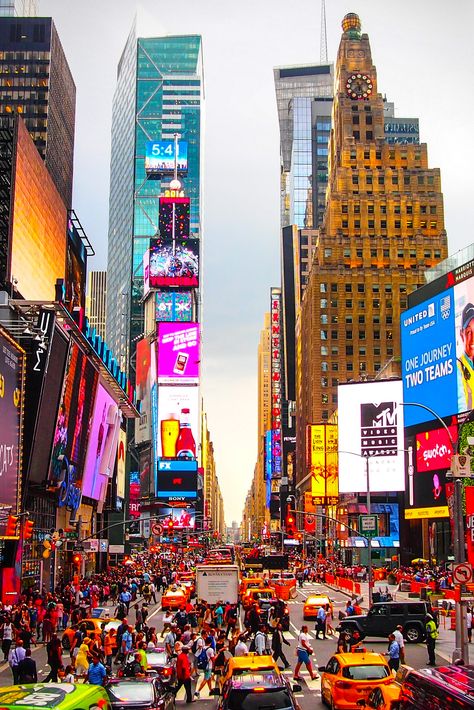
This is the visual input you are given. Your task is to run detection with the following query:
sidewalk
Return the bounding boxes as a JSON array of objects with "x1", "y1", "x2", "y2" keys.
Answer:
[{"x1": 324, "y1": 579, "x2": 457, "y2": 664}]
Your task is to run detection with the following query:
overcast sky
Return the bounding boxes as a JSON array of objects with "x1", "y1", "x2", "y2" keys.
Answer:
[{"x1": 41, "y1": 0, "x2": 474, "y2": 525}]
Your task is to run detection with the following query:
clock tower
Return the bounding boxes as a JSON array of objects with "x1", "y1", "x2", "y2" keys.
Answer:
[{"x1": 295, "y1": 14, "x2": 448, "y2": 491}]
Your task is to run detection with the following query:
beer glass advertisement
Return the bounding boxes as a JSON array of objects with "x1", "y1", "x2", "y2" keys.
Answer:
[
  {"x1": 0, "y1": 329, "x2": 24, "y2": 518},
  {"x1": 82, "y1": 383, "x2": 121, "y2": 502},
  {"x1": 157, "y1": 322, "x2": 200, "y2": 384},
  {"x1": 157, "y1": 386, "x2": 199, "y2": 460}
]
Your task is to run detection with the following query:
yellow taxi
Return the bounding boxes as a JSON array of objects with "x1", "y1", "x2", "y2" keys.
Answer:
[
  {"x1": 242, "y1": 587, "x2": 275, "y2": 610},
  {"x1": 320, "y1": 652, "x2": 393, "y2": 709},
  {"x1": 177, "y1": 572, "x2": 195, "y2": 597},
  {"x1": 303, "y1": 593, "x2": 331, "y2": 620},
  {"x1": 161, "y1": 585, "x2": 188, "y2": 610},
  {"x1": 239, "y1": 577, "x2": 265, "y2": 597},
  {"x1": 219, "y1": 653, "x2": 279, "y2": 689},
  {"x1": 80, "y1": 617, "x2": 122, "y2": 640}
]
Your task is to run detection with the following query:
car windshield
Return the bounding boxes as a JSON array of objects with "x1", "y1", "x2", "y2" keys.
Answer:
[
  {"x1": 105, "y1": 621, "x2": 122, "y2": 631},
  {"x1": 107, "y1": 681, "x2": 154, "y2": 702},
  {"x1": 342, "y1": 665, "x2": 389, "y2": 681},
  {"x1": 147, "y1": 652, "x2": 168, "y2": 666},
  {"x1": 227, "y1": 689, "x2": 293, "y2": 710},
  {"x1": 254, "y1": 592, "x2": 273, "y2": 599}
]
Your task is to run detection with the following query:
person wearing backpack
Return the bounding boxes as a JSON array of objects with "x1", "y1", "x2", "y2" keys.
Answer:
[{"x1": 194, "y1": 637, "x2": 215, "y2": 699}]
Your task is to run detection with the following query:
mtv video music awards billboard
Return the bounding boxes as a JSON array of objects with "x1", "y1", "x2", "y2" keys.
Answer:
[
  {"x1": 401, "y1": 272, "x2": 474, "y2": 426},
  {"x1": 338, "y1": 380, "x2": 405, "y2": 493},
  {"x1": 157, "y1": 323, "x2": 200, "y2": 384},
  {"x1": 145, "y1": 140, "x2": 188, "y2": 177}
]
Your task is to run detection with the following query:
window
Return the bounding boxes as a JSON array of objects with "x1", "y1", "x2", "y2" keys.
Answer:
[
  {"x1": 394, "y1": 205, "x2": 401, "y2": 214},
  {"x1": 359, "y1": 331, "x2": 366, "y2": 340},
  {"x1": 331, "y1": 283, "x2": 338, "y2": 292},
  {"x1": 358, "y1": 300, "x2": 365, "y2": 309},
  {"x1": 375, "y1": 150, "x2": 381, "y2": 160},
  {"x1": 321, "y1": 330, "x2": 328, "y2": 340},
  {"x1": 385, "y1": 285, "x2": 392, "y2": 293},
  {"x1": 320, "y1": 283, "x2": 327, "y2": 293},
  {"x1": 381, "y1": 220, "x2": 387, "y2": 229},
  {"x1": 366, "y1": 115, "x2": 373, "y2": 125},
  {"x1": 342, "y1": 220, "x2": 348, "y2": 228},
  {"x1": 374, "y1": 347, "x2": 381, "y2": 356},
  {"x1": 322, "y1": 411, "x2": 329, "y2": 421},
  {"x1": 331, "y1": 346, "x2": 338, "y2": 355},
  {"x1": 383, "y1": 249, "x2": 389, "y2": 257},
  {"x1": 331, "y1": 315, "x2": 338, "y2": 325},
  {"x1": 325, "y1": 248, "x2": 332, "y2": 257},
  {"x1": 407, "y1": 220, "x2": 413, "y2": 228},
  {"x1": 358, "y1": 315, "x2": 365, "y2": 323},
  {"x1": 331, "y1": 330, "x2": 338, "y2": 340},
  {"x1": 418, "y1": 175, "x2": 424, "y2": 185},
  {"x1": 352, "y1": 175, "x2": 359, "y2": 185},
  {"x1": 346, "y1": 345, "x2": 353, "y2": 355},
  {"x1": 373, "y1": 299, "x2": 380, "y2": 308},
  {"x1": 347, "y1": 363, "x2": 353, "y2": 371},
  {"x1": 354, "y1": 204, "x2": 360, "y2": 214},
  {"x1": 370, "y1": 249, "x2": 377, "y2": 257},
  {"x1": 321, "y1": 394, "x2": 328, "y2": 404},
  {"x1": 366, "y1": 175, "x2": 373, "y2": 185},
  {"x1": 386, "y1": 330, "x2": 393, "y2": 340},
  {"x1": 366, "y1": 131, "x2": 373, "y2": 140},
  {"x1": 357, "y1": 284, "x2": 365, "y2": 293},
  {"x1": 345, "y1": 284, "x2": 352, "y2": 292},
  {"x1": 353, "y1": 130, "x2": 360, "y2": 140},
  {"x1": 368, "y1": 220, "x2": 375, "y2": 228},
  {"x1": 386, "y1": 316, "x2": 393, "y2": 324},
  {"x1": 330, "y1": 299, "x2": 338, "y2": 308},
  {"x1": 345, "y1": 299, "x2": 352, "y2": 308},
  {"x1": 380, "y1": 204, "x2": 386, "y2": 214},
  {"x1": 430, "y1": 205, "x2": 437, "y2": 214},
  {"x1": 353, "y1": 115, "x2": 360, "y2": 125},
  {"x1": 320, "y1": 299, "x2": 327, "y2": 308},
  {"x1": 342, "y1": 204, "x2": 348, "y2": 213},
  {"x1": 406, "y1": 204, "x2": 413, "y2": 214},
  {"x1": 430, "y1": 221, "x2": 437, "y2": 229},
  {"x1": 332, "y1": 378, "x2": 338, "y2": 387},
  {"x1": 368, "y1": 204, "x2": 374, "y2": 214},
  {"x1": 374, "y1": 330, "x2": 380, "y2": 340},
  {"x1": 392, "y1": 175, "x2": 398, "y2": 185},
  {"x1": 346, "y1": 330, "x2": 353, "y2": 340},
  {"x1": 360, "y1": 362, "x2": 367, "y2": 372},
  {"x1": 332, "y1": 362, "x2": 339, "y2": 371},
  {"x1": 321, "y1": 346, "x2": 328, "y2": 355},
  {"x1": 345, "y1": 315, "x2": 353, "y2": 323},
  {"x1": 321, "y1": 314, "x2": 328, "y2": 324},
  {"x1": 322, "y1": 362, "x2": 328, "y2": 371},
  {"x1": 395, "y1": 220, "x2": 401, "y2": 228},
  {"x1": 321, "y1": 377, "x2": 328, "y2": 387},
  {"x1": 356, "y1": 249, "x2": 363, "y2": 258},
  {"x1": 359, "y1": 347, "x2": 366, "y2": 355},
  {"x1": 343, "y1": 248, "x2": 350, "y2": 258},
  {"x1": 363, "y1": 150, "x2": 369, "y2": 159}
]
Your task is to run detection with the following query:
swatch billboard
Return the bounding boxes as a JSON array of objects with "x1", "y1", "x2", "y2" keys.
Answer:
[
  {"x1": 157, "y1": 386, "x2": 199, "y2": 460},
  {"x1": 338, "y1": 380, "x2": 405, "y2": 493},
  {"x1": 82, "y1": 383, "x2": 121, "y2": 502},
  {"x1": 157, "y1": 323, "x2": 200, "y2": 384}
]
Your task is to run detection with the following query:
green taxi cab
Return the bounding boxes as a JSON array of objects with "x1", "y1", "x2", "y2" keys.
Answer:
[{"x1": 0, "y1": 683, "x2": 111, "y2": 709}]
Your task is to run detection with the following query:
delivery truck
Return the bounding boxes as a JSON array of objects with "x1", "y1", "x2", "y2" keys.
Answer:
[{"x1": 195, "y1": 563, "x2": 240, "y2": 605}]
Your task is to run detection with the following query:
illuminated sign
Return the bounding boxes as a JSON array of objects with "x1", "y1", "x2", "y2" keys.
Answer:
[
  {"x1": 116, "y1": 429, "x2": 126, "y2": 500},
  {"x1": 135, "y1": 338, "x2": 152, "y2": 444},
  {"x1": 157, "y1": 322, "x2": 200, "y2": 384},
  {"x1": 82, "y1": 383, "x2": 121, "y2": 502},
  {"x1": 405, "y1": 506, "x2": 449, "y2": 520},
  {"x1": 338, "y1": 380, "x2": 405, "y2": 493},
  {"x1": 83, "y1": 319, "x2": 133, "y2": 401},
  {"x1": 159, "y1": 197, "x2": 190, "y2": 239},
  {"x1": 415, "y1": 426, "x2": 456, "y2": 473},
  {"x1": 145, "y1": 238, "x2": 199, "y2": 289},
  {"x1": 145, "y1": 140, "x2": 188, "y2": 178},
  {"x1": 155, "y1": 291, "x2": 193, "y2": 322},
  {"x1": 265, "y1": 431, "x2": 272, "y2": 481},
  {"x1": 270, "y1": 288, "x2": 282, "y2": 478},
  {"x1": 158, "y1": 506, "x2": 195, "y2": 529},
  {"x1": 156, "y1": 386, "x2": 199, "y2": 460},
  {"x1": 306, "y1": 424, "x2": 338, "y2": 505},
  {"x1": 156, "y1": 459, "x2": 198, "y2": 498}
]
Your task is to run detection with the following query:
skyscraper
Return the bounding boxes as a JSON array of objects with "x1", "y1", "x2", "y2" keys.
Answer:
[
  {"x1": 106, "y1": 21, "x2": 203, "y2": 375},
  {"x1": 0, "y1": 0, "x2": 37, "y2": 16},
  {"x1": 0, "y1": 17, "x2": 75, "y2": 206},
  {"x1": 295, "y1": 14, "x2": 448, "y2": 489},
  {"x1": 86, "y1": 270, "x2": 107, "y2": 341}
]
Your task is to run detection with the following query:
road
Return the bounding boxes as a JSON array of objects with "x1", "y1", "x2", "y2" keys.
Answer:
[{"x1": 0, "y1": 581, "x2": 448, "y2": 708}]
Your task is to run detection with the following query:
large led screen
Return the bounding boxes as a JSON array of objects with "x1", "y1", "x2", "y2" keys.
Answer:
[
  {"x1": 145, "y1": 140, "x2": 188, "y2": 177},
  {"x1": 116, "y1": 430, "x2": 126, "y2": 500},
  {"x1": 147, "y1": 239, "x2": 199, "y2": 288},
  {"x1": 49, "y1": 344, "x2": 98, "y2": 500},
  {"x1": 156, "y1": 291, "x2": 193, "y2": 322},
  {"x1": 135, "y1": 338, "x2": 152, "y2": 444},
  {"x1": 157, "y1": 386, "x2": 199, "y2": 459},
  {"x1": 0, "y1": 329, "x2": 24, "y2": 520},
  {"x1": 159, "y1": 197, "x2": 190, "y2": 239},
  {"x1": 156, "y1": 460, "x2": 198, "y2": 498},
  {"x1": 338, "y1": 380, "x2": 405, "y2": 493},
  {"x1": 159, "y1": 506, "x2": 195, "y2": 529},
  {"x1": 65, "y1": 220, "x2": 87, "y2": 314},
  {"x1": 157, "y1": 322, "x2": 200, "y2": 384},
  {"x1": 82, "y1": 383, "x2": 121, "y2": 502},
  {"x1": 10, "y1": 119, "x2": 67, "y2": 301},
  {"x1": 306, "y1": 424, "x2": 338, "y2": 505}
]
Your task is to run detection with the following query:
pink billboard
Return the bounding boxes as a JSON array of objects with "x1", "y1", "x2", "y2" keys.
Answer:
[
  {"x1": 415, "y1": 424, "x2": 457, "y2": 473},
  {"x1": 157, "y1": 322, "x2": 200, "y2": 384},
  {"x1": 82, "y1": 383, "x2": 122, "y2": 501}
]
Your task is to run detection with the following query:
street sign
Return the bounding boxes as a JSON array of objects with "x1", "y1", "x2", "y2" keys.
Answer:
[
  {"x1": 450, "y1": 454, "x2": 472, "y2": 478},
  {"x1": 453, "y1": 562, "x2": 473, "y2": 585},
  {"x1": 359, "y1": 515, "x2": 379, "y2": 538},
  {"x1": 73, "y1": 545, "x2": 84, "y2": 552},
  {"x1": 151, "y1": 522, "x2": 163, "y2": 536}
]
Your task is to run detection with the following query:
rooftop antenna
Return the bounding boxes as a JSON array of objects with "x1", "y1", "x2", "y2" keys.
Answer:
[{"x1": 320, "y1": 0, "x2": 328, "y2": 64}]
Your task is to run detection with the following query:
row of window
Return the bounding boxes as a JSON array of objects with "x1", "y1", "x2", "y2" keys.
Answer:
[
  {"x1": 342, "y1": 203, "x2": 437, "y2": 215},
  {"x1": 320, "y1": 282, "x2": 413, "y2": 293},
  {"x1": 341, "y1": 218, "x2": 438, "y2": 230},
  {"x1": 348, "y1": 146, "x2": 422, "y2": 162},
  {"x1": 320, "y1": 349, "x2": 393, "y2": 372},
  {"x1": 350, "y1": 173, "x2": 436, "y2": 186},
  {"x1": 0, "y1": 52, "x2": 50, "y2": 61},
  {"x1": 321, "y1": 299, "x2": 403, "y2": 310},
  {"x1": 322, "y1": 329, "x2": 393, "y2": 340},
  {"x1": 320, "y1": 315, "x2": 396, "y2": 325}
]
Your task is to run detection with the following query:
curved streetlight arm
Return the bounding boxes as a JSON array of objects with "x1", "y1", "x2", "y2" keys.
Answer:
[{"x1": 398, "y1": 401, "x2": 455, "y2": 448}]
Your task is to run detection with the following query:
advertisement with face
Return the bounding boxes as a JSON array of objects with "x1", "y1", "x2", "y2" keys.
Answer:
[
  {"x1": 157, "y1": 386, "x2": 199, "y2": 459},
  {"x1": 82, "y1": 383, "x2": 121, "y2": 502},
  {"x1": 338, "y1": 380, "x2": 405, "y2": 493},
  {"x1": 159, "y1": 506, "x2": 195, "y2": 529},
  {"x1": 49, "y1": 344, "x2": 98, "y2": 514},
  {"x1": 148, "y1": 239, "x2": 199, "y2": 288},
  {"x1": 157, "y1": 323, "x2": 200, "y2": 384},
  {"x1": 155, "y1": 291, "x2": 193, "y2": 322},
  {"x1": 0, "y1": 329, "x2": 24, "y2": 519}
]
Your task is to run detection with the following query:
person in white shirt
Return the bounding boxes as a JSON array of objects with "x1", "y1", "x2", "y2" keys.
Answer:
[
  {"x1": 234, "y1": 636, "x2": 249, "y2": 657},
  {"x1": 467, "y1": 608, "x2": 473, "y2": 644},
  {"x1": 254, "y1": 626, "x2": 267, "y2": 655},
  {"x1": 393, "y1": 625, "x2": 405, "y2": 664},
  {"x1": 294, "y1": 625, "x2": 319, "y2": 681}
]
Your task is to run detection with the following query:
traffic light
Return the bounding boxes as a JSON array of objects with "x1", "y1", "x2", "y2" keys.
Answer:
[
  {"x1": 23, "y1": 519, "x2": 34, "y2": 540},
  {"x1": 167, "y1": 520, "x2": 174, "y2": 534},
  {"x1": 286, "y1": 507, "x2": 296, "y2": 537},
  {"x1": 4, "y1": 514, "x2": 18, "y2": 537},
  {"x1": 73, "y1": 554, "x2": 81, "y2": 568}
]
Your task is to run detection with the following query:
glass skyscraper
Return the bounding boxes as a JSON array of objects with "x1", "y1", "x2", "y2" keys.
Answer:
[
  {"x1": 0, "y1": 0, "x2": 37, "y2": 15},
  {"x1": 106, "y1": 21, "x2": 203, "y2": 374}
]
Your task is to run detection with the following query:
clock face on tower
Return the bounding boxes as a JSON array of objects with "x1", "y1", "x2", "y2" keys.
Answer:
[{"x1": 346, "y1": 73, "x2": 373, "y2": 99}]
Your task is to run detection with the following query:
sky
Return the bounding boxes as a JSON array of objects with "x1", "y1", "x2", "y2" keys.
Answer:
[{"x1": 41, "y1": 0, "x2": 474, "y2": 525}]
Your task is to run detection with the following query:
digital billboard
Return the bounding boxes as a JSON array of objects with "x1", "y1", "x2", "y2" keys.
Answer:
[
  {"x1": 82, "y1": 383, "x2": 121, "y2": 502},
  {"x1": 65, "y1": 219, "x2": 87, "y2": 315},
  {"x1": 156, "y1": 291, "x2": 193, "y2": 322},
  {"x1": 49, "y1": 343, "x2": 99, "y2": 516},
  {"x1": 0, "y1": 329, "x2": 24, "y2": 523},
  {"x1": 159, "y1": 506, "x2": 195, "y2": 529},
  {"x1": 157, "y1": 386, "x2": 199, "y2": 460},
  {"x1": 157, "y1": 322, "x2": 200, "y2": 384},
  {"x1": 306, "y1": 424, "x2": 338, "y2": 505},
  {"x1": 270, "y1": 288, "x2": 282, "y2": 478},
  {"x1": 139, "y1": 447, "x2": 152, "y2": 499},
  {"x1": 159, "y1": 197, "x2": 190, "y2": 239},
  {"x1": 145, "y1": 140, "x2": 188, "y2": 178},
  {"x1": 338, "y1": 380, "x2": 405, "y2": 493},
  {"x1": 116, "y1": 429, "x2": 126, "y2": 500},
  {"x1": 156, "y1": 460, "x2": 198, "y2": 499},
  {"x1": 128, "y1": 470, "x2": 141, "y2": 535},
  {"x1": 10, "y1": 119, "x2": 68, "y2": 301},
  {"x1": 265, "y1": 431, "x2": 272, "y2": 481},
  {"x1": 145, "y1": 239, "x2": 199, "y2": 289},
  {"x1": 135, "y1": 338, "x2": 152, "y2": 444}
]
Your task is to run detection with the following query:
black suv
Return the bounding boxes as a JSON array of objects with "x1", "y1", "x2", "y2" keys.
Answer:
[
  {"x1": 337, "y1": 601, "x2": 436, "y2": 643},
  {"x1": 216, "y1": 671, "x2": 302, "y2": 709}
]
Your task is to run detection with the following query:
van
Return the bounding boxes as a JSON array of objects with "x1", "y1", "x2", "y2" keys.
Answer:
[
  {"x1": 399, "y1": 665, "x2": 474, "y2": 708},
  {"x1": 0, "y1": 682, "x2": 111, "y2": 709}
]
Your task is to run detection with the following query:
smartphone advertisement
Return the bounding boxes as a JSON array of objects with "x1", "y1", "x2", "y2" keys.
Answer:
[{"x1": 157, "y1": 323, "x2": 200, "y2": 384}]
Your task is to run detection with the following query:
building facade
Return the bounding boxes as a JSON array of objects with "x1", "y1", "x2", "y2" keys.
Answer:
[
  {"x1": 0, "y1": 17, "x2": 75, "y2": 206},
  {"x1": 106, "y1": 22, "x2": 203, "y2": 376},
  {"x1": 295, "y1": 14, "x2": 448, "y2": 491},
  {"x1": 86, "y1": 270, "x2": 107, "y2": 341},
  {"x1": 0, "y1": 0, "x2": 37, "y2": 16}
]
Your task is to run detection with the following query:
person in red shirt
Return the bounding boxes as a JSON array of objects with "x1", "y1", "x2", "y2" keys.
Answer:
[{"x1": 174, "y1": 646, "x2": 194, "y2": 703}]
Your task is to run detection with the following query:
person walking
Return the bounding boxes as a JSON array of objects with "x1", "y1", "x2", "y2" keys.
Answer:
[
  {"x1": 86, "y1": 655, "x2": 107, "y2": 686},
  {"x1": 194, "y1": 637, "x2": 215, "y2": 699},
  {"x1": 385, "y1": 633, "x2": 400, "y2": 673},
  {"x1": 325, "y1": 604, "x2": 335, "y2": 636},
  {"x1": 254, "y1": 626, "x2": 267, "y2": 655},
  {"x1": 315, "y1": 606, "x2": 327, "y2": 640},
  {"x1": 8, "y1": 639, "x2": 26, "y2": 685},
  {"x1": 393, "y1": 625, "x2": 405, "y2": 664},
  {"x1": 17, "y1": 648, "x2": 37, "y2": 684},
  {"x1": 44, "y1": 634, "x2": 63, "y2": 683},
  {"x1": 425, "y1": 614, "x2": 438, "y2": 666},
  {"x1": 271, "y1": 623, "x2": 290, "y2": 669},
  {"x1": 467, "y1": 607, "x2": 472, "y2": 643},
  {"x1": 174, "y1": 646, "x2": 194, "y2": 703},
  {"x1": 294, "y1": 625, "x2": 319, "y2": 681}
]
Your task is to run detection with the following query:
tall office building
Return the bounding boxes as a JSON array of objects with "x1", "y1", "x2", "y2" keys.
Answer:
[
  {"x1": 86, "y1": 270, "x2": 107, "y2": 341},
  {"x1": 106, "y1": 21, "x2": 203, "y2": 375},
  {"x1": 295, "y1": 14, "x2": 448, "y2": 489},
  {"x1": 0, "y1": 0, "x2": 37, "y2": 15},
  {"x1": 0, "y1": 17, "x2": 75, "y2": 206}
]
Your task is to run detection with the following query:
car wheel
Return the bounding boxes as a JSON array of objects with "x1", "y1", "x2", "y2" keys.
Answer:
[
  {"x1": 320, "y1": 688, "x2": 329, "y2": 707},
  {"x1": 405, "y1": 624, "x2": 422, "y2": 643}
]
